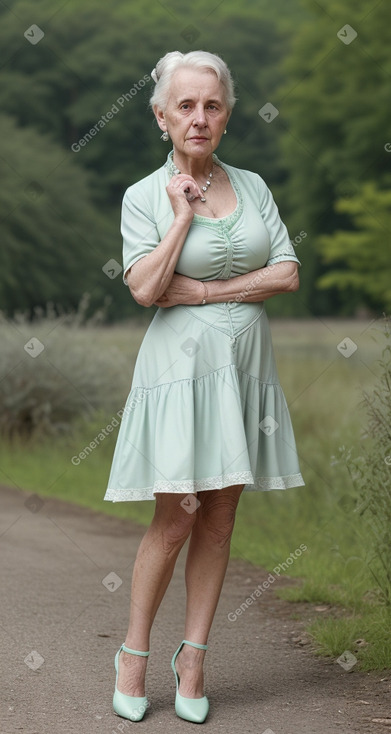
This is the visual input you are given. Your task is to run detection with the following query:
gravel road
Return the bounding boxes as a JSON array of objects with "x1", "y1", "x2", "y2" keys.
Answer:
[{"x1": 1, "y1": 485, "x2": 389, "y2": 734}]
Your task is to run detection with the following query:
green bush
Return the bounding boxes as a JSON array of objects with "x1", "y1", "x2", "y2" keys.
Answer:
[
  {"x1": 0, "y1": 297, "x2": 131, "y2": 438},
  {"x1": 338, "y1": 317, "x2": 391, "y2": 605}
]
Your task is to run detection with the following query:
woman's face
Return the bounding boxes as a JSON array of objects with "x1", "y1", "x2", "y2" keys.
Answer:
[{"x1": 155, "y1": 67, "x2": 230, "y2": 160}]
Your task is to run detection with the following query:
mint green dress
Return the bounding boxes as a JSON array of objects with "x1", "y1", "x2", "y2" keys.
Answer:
[{"x1": 104, "y1": 150, "x2": 305, "y2": 502}]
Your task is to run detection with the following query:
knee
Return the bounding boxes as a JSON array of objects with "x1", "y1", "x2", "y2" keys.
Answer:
[
  {"x1": 153, "y1": 497, "x2": 197, "y2": 554},
  {"x1": 199, "y1": 495, "x2": 239, "y2": 548}
]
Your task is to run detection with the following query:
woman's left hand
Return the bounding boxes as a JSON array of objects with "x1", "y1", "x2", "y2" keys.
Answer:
[{"x1": 153, "y1": 273, "x2": 203, "y2": 307}]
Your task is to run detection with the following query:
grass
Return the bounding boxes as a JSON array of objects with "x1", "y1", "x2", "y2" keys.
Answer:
[
  {"x1": 0, "y1": 415, "x2": 156, "y2": 528},
  {"x1": 306, "y1": 606, "x2": 391, "y2": 672},
  {"x1": 1, "y1": 314, "x2": 390, "y2": 670}
]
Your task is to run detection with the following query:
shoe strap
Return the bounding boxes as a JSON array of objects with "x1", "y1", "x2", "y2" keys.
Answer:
[
  {"x1": 121, "y1": 643, "x2": 150, "y2": 656},
  {"x1": 182, "y1": 639, "x2": 208, "y2": 650}
]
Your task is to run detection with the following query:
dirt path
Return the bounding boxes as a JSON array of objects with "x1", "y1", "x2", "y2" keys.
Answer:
[{"x1": 1, "y1": 485, "x2": 389, "y2": 734}]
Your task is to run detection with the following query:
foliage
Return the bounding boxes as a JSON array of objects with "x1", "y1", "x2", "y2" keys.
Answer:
[
  {"x1": 277, "y1": 0, "x2": 391, "y2": 314},
  {"x1": 336, "y1": 319, "x2": 391, "y2": 605},
  {"x1": 316, "y1": 182, "x2": 391, "y2": 311},
  {"x1": 307, "y1": 607, "x2": 391, "y2": 672},
  {"x1": 0, "y1": 298, "x2": 131, "y2": 438},
  {"x1": 0, "y1": 0, "x2": 390, "y2": 317},
  {"x1": 0, "y1": 0, "x2": 296, "y2": 208},
  {"x1": 0, "y1": 113, "x2": 129, "y2": 318},
  {"x1": 0, "y1": 0, "x2": 310, "y2": 318}
]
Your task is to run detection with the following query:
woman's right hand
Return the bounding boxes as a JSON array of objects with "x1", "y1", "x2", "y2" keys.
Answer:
[
  {"x1": 127, "y1": 174, "x2": 204, "y2": 306},
  {"x1": 166, "y1": 174, "x2": 203, "y2": 220}
]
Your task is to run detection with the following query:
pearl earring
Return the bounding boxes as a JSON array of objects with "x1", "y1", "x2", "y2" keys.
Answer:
[
  {"x1": 224, "y1": 129, "x2": 227, "y2": 134},
  {"x1": 161, "y1": 131, "x2": 169, "y2": 142}
]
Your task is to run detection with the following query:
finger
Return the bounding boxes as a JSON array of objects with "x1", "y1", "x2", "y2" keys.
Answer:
[
  {"x1": 171, "y1": 176, "x2": 202, "y2": 198},
  {"x1": 184, "y1": 185, "x2": 202, "y2": 199},
  {"x1": 174, "y1": 179, "x2": 195, "y2": 191}
]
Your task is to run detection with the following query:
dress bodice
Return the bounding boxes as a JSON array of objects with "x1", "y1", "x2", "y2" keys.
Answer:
[{"x1": 121, "y1": 150, "x2": 300, "y2": 285}]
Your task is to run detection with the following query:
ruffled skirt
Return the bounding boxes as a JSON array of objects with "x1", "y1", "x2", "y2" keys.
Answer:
[{"x1": 104, "y1": 302, "x2": 304, "y2": 501}]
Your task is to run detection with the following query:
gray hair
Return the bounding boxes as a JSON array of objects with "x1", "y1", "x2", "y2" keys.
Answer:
[{"x1": 149, "y1": 50, "x2": 236, "y2": 112}]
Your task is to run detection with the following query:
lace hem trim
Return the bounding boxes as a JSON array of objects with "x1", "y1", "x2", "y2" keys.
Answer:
[{"x1": 104, "y1": 472, "x2": 305, "y2": 501}]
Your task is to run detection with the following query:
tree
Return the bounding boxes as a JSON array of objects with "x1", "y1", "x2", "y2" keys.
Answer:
[
  {"x1": 316, "y1": 182, "x2": 391, "y2": 313},
  {"x1": 0, "y1": 0, "x2": 304, "y2": 207},
  {"x1": 276, "y1": 0, "x2": 391, "y2": 314},
  {"x1": 0, "y1": 0, "x2": 322, "y2": 318},
  {"x1": 0, "y1": 114, "x2": 124, "y2": 317}
]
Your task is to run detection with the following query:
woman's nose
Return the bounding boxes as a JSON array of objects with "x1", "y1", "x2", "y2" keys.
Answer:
[{"x1": 192, "y1": 105, "x2": 207, "y2": 126}]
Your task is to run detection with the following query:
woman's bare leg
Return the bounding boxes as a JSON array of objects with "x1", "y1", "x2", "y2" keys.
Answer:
[
  {"x1": 174, "y1": 484, "x2": 244, "y2": 697},
  {"x1": 117, "y1": 493, "x2": 197, "y2": 696}
]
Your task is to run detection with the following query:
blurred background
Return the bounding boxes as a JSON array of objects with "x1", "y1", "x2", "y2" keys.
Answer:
[
  {"x1": 1, "y1": 0, "x2": 390, "y2": 320},
  {"x1": 1, "y1": 0, "x2": 390, "y2": 669}
]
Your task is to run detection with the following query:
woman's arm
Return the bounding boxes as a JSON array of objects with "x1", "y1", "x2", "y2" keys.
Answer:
[
  {"x1": 153, "y1": 261, "x2": 299, "y2": 307},
  {"x1": 127, "y1": 214, "x2": 193, "y2": 307},
  {"x1": 126, "y1": 173, "x2": 204, "y2": 307}
]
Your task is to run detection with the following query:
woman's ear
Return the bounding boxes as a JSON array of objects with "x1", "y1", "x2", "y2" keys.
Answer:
[{"x1": 154, "y1": 105, "x2": 167, "y2": 132}]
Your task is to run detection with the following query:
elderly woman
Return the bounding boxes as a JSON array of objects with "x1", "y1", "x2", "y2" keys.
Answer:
[{"x1": 104, "y1": 50, "x2": 304, "y2": 724}]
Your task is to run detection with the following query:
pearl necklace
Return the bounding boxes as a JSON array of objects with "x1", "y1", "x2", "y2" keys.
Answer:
[
  {"x1": 166, "y1": 150, "x2": 219, "y2": 202},
  {"x1": 199, "y1": 169, "x2": 213, "y2": 201}
]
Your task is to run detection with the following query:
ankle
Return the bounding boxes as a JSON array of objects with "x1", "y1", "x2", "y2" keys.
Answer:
[
  {"x1": 123, "y1": 639, "x2": 150, "y2": 653},
  {"x1": 178, "y1": 647, "x2": 205, "y2": 667},
  {"x1": 121, "y1": 650, "x2": 148, "y2": 665}
]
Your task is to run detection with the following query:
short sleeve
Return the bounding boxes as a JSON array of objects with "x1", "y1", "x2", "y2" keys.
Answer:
[
  {"x1": 121, "y1": 185, "x2": 160, "y2": 285},
  {"x1": 257, "y1": 176, "x2": 301, "y2": 268}
]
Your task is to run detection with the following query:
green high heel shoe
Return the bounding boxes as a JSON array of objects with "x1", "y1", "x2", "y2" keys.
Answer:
[
  {"x1": 113, "y1": 643, "x2": 150, "y2": 721},
  {"x1": 171, "y1": 639, "x2": 209, "y2": 723}
]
